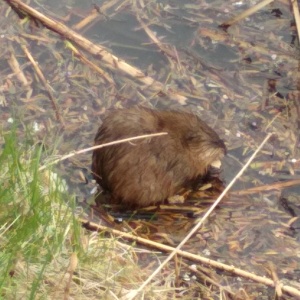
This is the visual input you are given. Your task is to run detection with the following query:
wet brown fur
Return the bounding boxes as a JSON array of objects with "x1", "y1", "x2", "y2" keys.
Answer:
[{"x1": 92, "y1": 107, "x2": 226, "y2": 207}]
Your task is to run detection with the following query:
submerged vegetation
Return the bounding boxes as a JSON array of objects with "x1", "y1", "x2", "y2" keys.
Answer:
[{"x1": 0, "y1": 0, "x2": 300, "y2": 298}]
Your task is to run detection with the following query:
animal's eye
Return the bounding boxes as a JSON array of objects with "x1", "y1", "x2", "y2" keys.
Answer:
[
  {"x1": 185, "y1": 134, "x2": 201, "y2": 143},
  {"x1": 185, "y1": 132, "x2": 200, "y2": 141}
]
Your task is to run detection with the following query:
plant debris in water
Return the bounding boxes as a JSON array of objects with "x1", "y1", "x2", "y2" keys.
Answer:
[{"x1": 0, "y1": 0, "x2": 300, "y2": 299}]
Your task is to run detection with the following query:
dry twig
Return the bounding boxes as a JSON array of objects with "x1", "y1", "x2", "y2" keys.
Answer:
[
  {"x1": 38, "y1": 132, "x2": 167, "y2": 171},
  {"x1": 291, "y1": 0, "x2": 300, "y2": 42},
  {"x1": 220, "y1": 0, "x2": 274, "y2": 28}
]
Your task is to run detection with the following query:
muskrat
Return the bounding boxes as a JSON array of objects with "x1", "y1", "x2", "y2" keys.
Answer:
[{"x1": 92, "y1": 106, "x2": 226, "y2": 207}]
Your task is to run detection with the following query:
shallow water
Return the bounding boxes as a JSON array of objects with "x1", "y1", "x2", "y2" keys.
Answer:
[{"x1": 0, "y1": 0, "x2": 299, "y2": 298}]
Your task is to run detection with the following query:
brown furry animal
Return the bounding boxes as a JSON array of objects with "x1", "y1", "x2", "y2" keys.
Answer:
[{"x1": 92, "y1": 107, "x2": 226, "y2": 207}]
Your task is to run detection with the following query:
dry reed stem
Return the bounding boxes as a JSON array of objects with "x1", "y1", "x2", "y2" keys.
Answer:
[
  {"x1": 136, "y1": 15, "x2": 178, "y2": 62},
  {"x1": 100, "y1": 0, "x2": 130, "y2": 17},
  {"x1": 63, "y1": 253, "x2": 78, "y2": 300},
  {"x1": 7, "y1": 48, "x2": 29, "y2": 86},
  {"x1": 291, "y1": 0, "x2": 300, "y2": 133},
  {"x1": 65, "y1": 41, "x2": 114, "y2": 84},
  {"x1": 19, "y1": 39, "x2": 64, "y2": 126},
  {"x1": 291, "y1": 0, "x2": 300, "y2": 42},
  {"x1": 123, "y1": 132, "x2": 273, "y2": 300},
  {"x1": 72, "y1": 8, "x2": 100, "y2": 31},
  {"x1": 199, "y1": 27, "x2": 297, "y2": 62},
  {"x1": 5, "y1": 0, "x2": 187, "y2": 104},
  {"x1": 220, "y1": 0, "x2": 274, "y2": 28},
  {"x1": 267, "y1": 262, "x2": 283, "y2": 297},
  {"x1": 78, "y1": 197, "x2": 300, "y2": 298},
  {"x1": 38, "y1": 132, "x2": 168, "y2": 171},
  {"x1": 231, "y1": 178, "x2": 300, "y2": 195}
]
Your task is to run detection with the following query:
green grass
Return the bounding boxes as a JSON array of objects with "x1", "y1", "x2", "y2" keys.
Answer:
[
  {"x1": 0, "y1": 127, "x2": 84, "y2": 299},
  {"x1": 0, "y1": 128, "x2": 196, "y2": 299}
]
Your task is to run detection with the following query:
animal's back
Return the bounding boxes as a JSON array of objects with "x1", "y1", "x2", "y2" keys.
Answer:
[{"x1": 92, "y1": 107, "x2": 225, "y2": 207}]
